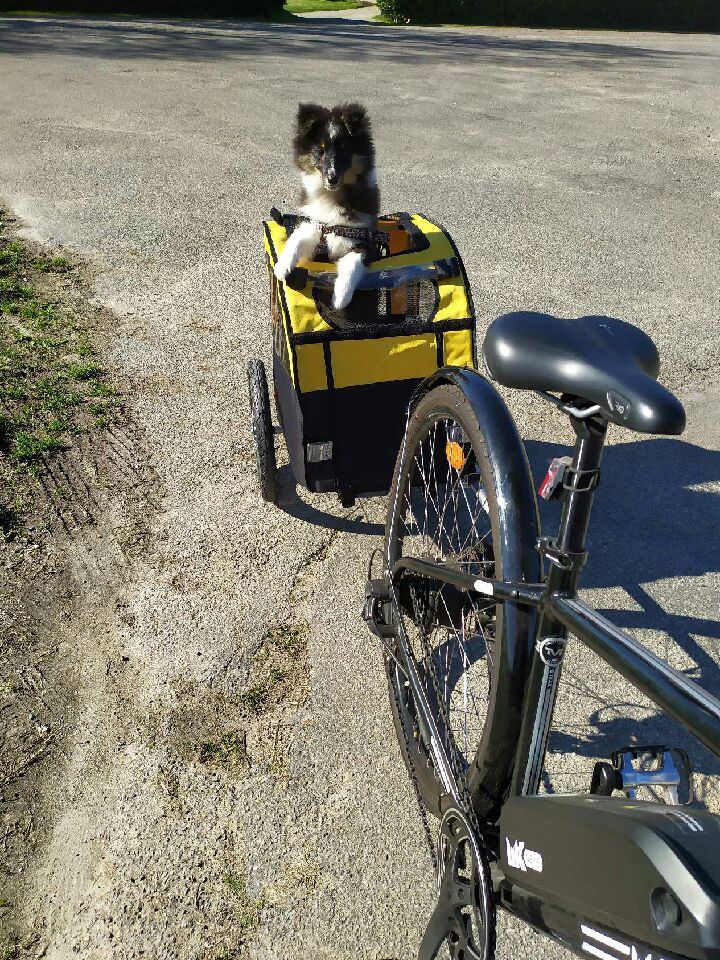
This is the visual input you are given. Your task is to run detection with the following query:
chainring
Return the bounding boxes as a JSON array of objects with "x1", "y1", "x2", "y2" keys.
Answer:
[{"x1": 418, "y1": 806, "x2": 496, "y2": 960}]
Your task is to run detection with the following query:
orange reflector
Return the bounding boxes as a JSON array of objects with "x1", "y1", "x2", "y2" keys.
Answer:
[{"x1": 445, "y1": 440, "x2": 466, "y2": 471}]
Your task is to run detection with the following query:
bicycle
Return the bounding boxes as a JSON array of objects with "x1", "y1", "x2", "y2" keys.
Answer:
[{"x1": 363, "y1": 309, "x2": 720, "y2": 960}]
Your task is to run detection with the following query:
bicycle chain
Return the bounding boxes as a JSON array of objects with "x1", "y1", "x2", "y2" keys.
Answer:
[
  {"x1": 408, "y1": 582, "x2": 485, "y2": 841},
  {"x1": 387, "y1": 657, "x2": 438, "y2": 873}
]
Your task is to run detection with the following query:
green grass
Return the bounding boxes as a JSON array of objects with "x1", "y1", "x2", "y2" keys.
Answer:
[
  {"x1": 0, "y1": 217, "x2": 120, "y2": 479},
  {"x1": 198, "y1": 732, "x2": 247, "y2": 764},
  {"x1": 239, "y1": 684, "x2": 270, "y2": 716},
  {"x1": 265, "y1": 622, "x2": 306, "y2": 656},
  {"x1": 34, "y1": 255, "x2": 70, "y2": 273},
  {"x1": 285, "y1": 0, "x2": 371, "y2": 12},
  {"x1": 224, "y1": 873, "x2": 265, "y2": 937}
]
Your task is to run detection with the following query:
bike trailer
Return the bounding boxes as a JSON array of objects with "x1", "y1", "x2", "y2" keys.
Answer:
[{"x1": 258, "y1": 211, "x2": 476, "y2": 506}]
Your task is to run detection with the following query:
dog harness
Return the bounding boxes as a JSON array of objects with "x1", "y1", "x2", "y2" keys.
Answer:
[{"x1": 270, "y1": 207, "x2": 390, "y2": 244}]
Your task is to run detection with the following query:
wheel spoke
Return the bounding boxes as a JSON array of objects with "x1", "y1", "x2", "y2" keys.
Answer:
[{"x1": 393, "y1": 409, "x2": 498, "y2": 776}]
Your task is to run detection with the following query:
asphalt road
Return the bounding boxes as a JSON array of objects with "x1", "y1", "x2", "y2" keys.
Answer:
[{"x1": 1, "y1": 15, "x2": 719, "y2": 960}]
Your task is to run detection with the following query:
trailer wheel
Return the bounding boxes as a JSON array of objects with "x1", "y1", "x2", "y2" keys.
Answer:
[{"x1": 247, "y1": 359, "x2": 278, "y2": 504}]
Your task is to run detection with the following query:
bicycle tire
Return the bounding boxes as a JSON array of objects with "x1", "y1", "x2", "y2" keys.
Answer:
[
  {"x1": 247, "y1": 359, "x2": 278, "y2": 505},
  {"x1": 385, "y1": 377, "x2": 539, "y2": 823}
]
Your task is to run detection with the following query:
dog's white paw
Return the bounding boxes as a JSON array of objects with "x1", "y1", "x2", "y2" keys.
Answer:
[
  {"x1": 274, "y1": 256, "x2": 293, "y2": 281},
  {"x1": 332, "y1": 276, "x2": 354, "y2": 310}
]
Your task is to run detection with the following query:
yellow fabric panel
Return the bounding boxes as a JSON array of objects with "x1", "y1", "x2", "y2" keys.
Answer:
[
  {"x1": 296, "y1": 342, "x2": 328, "y2": 394},
  {"x1": 264, "y1": 220, "x2": 332, "y2": 335},
  {"x1": 366, "y1": 213, "x2": 453, "y2": 271},
  {"x1": 443, "y1": 329, "x2": 474, "y2": 369},
  {"x1": 283, "y1": 282, "x2": 332, "y2": 335},
  {"x1": 264, "y1": 219, "x2": 286, "y2": 263},
  {"x1": 331, "y1": 334, "x2": 437, "y2": 389},
  {"x1": 435, "y1": 277, "x2": 471, "y2": 324}
]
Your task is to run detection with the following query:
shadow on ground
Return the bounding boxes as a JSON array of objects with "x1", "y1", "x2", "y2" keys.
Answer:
[
  {"x1": 525, "y1": 436, "x2": 720, "y2": 780},
  {"x1": 276, "y1": 434, "x2": 720, "y2": 777},
  {"x1": 0, "y1": 15, "x2": 707, "y2": 66},
  {"x1": 276, "y1": 464, "x2": 384, "y2": 535}
]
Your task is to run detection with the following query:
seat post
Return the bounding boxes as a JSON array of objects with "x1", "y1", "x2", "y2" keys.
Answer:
[{"x1": 557, "y1": 415, "x2": 608, "y2": 558}]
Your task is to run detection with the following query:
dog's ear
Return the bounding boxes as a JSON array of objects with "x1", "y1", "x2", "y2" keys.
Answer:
[
  {"x1": 340, "y1": 103, "x2": 370, "y2": 137},
  {"x1": 296, "y1": 103, "x2": 327, "y2": 135}
]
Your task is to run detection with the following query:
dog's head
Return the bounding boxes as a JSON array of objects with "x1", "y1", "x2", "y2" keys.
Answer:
[{"x1": 293, "y1": 102, "x2": 374, "y2": 192}]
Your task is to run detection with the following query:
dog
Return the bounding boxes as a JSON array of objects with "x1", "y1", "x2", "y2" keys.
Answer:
[{"x1": 273, "y1": 102, "x2": 379, "y2": 310}]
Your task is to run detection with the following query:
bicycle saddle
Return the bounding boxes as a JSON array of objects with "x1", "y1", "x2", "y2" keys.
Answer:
[{"x1": 482, "y1": 312, "x2": 686, "y2": 435}]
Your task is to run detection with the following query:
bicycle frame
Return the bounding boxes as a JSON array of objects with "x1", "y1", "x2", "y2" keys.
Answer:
[
  {"x1": 378, "y1": 367, "x2": 720, "y2": 960},
  {"x1": 390, "y1": 386, "x2": 720, "y2": 801}
]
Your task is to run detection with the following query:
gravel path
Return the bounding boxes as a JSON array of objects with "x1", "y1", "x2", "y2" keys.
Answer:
[{"x1": 0, "y1": 15, "x2": 719, "y2": 960}]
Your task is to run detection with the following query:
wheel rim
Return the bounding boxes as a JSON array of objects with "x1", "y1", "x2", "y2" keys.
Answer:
[{"x1": 388, "y1": 411, "x2": 499, "y2": 783}]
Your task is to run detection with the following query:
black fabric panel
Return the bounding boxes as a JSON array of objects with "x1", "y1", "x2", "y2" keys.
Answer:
[
  {"x1": 273, "y1": 354, "x2": 306, "y2": 488},
  {"x1": 330, "y1": 379, "x2": 420, "y2": 497},
  {"x1": 297, "y1": 386, "x2": 337, "y2": 493},
  {"x1": 298, "y1": 389, "x2": 333, "y2": 445},
  {"x1": 278, "y1": 369, "x2": 422, "y2": 497},
  {"x1": 322, "y1": 340, "x2": 335, "y2": 392}
]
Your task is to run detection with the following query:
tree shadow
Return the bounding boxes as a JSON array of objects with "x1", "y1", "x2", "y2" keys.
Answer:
[
  {"x1": 275, "y1": 464, "x2": 384, "y2": 535},
  {"x1": 0, "y1": 14, "x2": 706, "y2": 66},
  {"x1": 525, "y1": 435, "x2": 720, "y2": 779}
]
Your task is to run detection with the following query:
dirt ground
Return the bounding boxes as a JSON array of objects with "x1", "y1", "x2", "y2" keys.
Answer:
[
  {"x1": 0, "y1": 216, "x2": 159, "y2": 956},
  {"x1": 1, "y1": 216, "x2": 327, "y2": 959}
]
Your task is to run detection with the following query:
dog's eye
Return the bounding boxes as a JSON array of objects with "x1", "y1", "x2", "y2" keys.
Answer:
[{"x1": 318, "y1": 145, "x2": 326, "y2": 156}]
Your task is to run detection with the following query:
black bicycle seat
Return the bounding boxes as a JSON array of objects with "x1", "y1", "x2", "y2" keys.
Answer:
[{"x1": 482, "y1": 312, "x2": 686, "y2": 435}]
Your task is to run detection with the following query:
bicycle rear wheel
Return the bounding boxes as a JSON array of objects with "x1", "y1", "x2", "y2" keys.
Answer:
[{"x1": 385, "y1": 381, "x2": 538, "y2": 822}]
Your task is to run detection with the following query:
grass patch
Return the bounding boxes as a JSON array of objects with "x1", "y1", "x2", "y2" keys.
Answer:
[
  {"x1": 285, "y1": 0, "x2": 371, "y2": 12},
  {"x1": 237, "y1": 620, "x2": 308, "y2": 719},
  {"x1": 198, "y1": 731, "x2": 247, "y2": 764},
  {"x1": 0, "y1": 934, "x2": 40, "y2": 960},
  {"x1": 0, "y1": 214, "x2": 120, "y2": 482},
  {"x1": 225, "y1": 873, "x2": 265, "y2": 939},
  {"x1": 34, "y1": 255, "x2": 70, "y2": 273},
  {"x1": 239, "y1": 684, "x2": 270, "y2": 716},
  {"x1": 265, "y1": 621, "x2": 306, "y2": 656}
]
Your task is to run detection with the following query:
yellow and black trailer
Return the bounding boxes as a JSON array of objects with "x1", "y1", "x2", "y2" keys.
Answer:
[{"x1": 249, "y1": 210, "x2": 477, "y2": 506}]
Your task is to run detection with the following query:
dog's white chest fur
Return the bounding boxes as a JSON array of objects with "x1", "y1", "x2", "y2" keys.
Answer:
[
  {"x1": 273, "y1": 169, "x2": 377, "y2": 310},
  {"x1": 299, "y1": 171, "x2": 373, "y2": 230}
]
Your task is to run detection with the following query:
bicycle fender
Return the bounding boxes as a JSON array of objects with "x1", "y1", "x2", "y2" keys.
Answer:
[{"x1": 413, "y1": 366, "x2": 542, "y2": 818}]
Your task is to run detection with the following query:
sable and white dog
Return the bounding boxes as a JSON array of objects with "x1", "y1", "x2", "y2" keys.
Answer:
[{"x1": 273, "y1": 102, "x2": 379, "y2": 310}]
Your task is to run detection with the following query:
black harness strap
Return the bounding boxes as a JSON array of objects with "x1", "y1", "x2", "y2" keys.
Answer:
[
  {"x1": 317, "y1": 223, "x2": 390, "y2": 245},
  {"x1": 271, "y1": 208, "x2": 389, "y2": 246}
]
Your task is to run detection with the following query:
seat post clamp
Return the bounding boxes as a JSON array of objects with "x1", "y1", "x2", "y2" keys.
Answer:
[
  {"x1": 536, "y1": 536, "x2": 588, "y2": 573},
  {"x1": 562, "y1": 465, "x2": 601, "y2": 493}
]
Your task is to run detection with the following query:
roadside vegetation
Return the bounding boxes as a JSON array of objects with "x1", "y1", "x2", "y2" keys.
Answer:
[
  {"x1": 0, "y1": 212, "x2": 119, "y2": 527},
  {"x1": 377, "y1": 0, "x2": 720, "y2": 28},
  {"x1": 286, "y1": 0, "x2": 370, "y2": 12}
]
